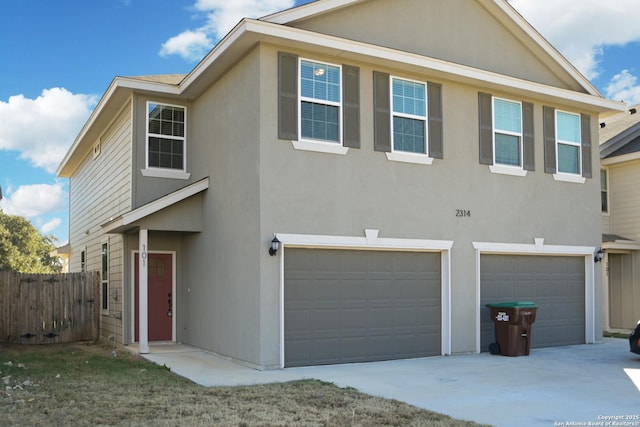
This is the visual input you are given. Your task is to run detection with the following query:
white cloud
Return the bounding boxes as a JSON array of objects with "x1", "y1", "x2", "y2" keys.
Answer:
[
  {"x1": 0, "y1": 183, "x2": 66, "y2": 218},
  {"x1": 160, "y1": 0, "x2": 294, "y2": 61},
  {"x1": 40, "y1": 218, "x2": 62, "y2": 235},
  {"x1": 0, "y1": 88, "x2": 97, "y2": 173},
  {"x1": 509, "y1": 0, "x2": 640, "y2": 80},
  {"x1": 605, "y1": 70, "x2": 640, "y2": 105},
  {"x1": 160, "y1": 30, "x2": 213, "y2": 62}
]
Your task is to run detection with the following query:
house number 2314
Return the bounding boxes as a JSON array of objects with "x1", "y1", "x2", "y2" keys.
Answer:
[{"x1": 456, "y1": 210, "x2": 471, "y2": 217}]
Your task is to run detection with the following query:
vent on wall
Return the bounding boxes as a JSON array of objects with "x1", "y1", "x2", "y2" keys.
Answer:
[{"x1": 93, "y1": 141, "x2": 101, "y2": 159}]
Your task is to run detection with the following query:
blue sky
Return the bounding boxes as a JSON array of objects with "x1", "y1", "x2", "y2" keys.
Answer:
[{"x1": 1, "y1": 0, "x2": 640, "y2": 245}]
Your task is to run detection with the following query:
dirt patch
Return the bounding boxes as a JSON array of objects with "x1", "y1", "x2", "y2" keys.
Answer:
[{"x1": 0, "y1": 342, "x2": 490, "y2": 426}]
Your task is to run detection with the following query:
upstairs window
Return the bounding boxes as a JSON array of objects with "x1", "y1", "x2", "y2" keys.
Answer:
[
  {"x1": 299, "y1": 59, "x2": 342, "y2": 144},
  {"x1": 601, "y1": 169, "x2": 609, "y2": 214},
  {"x1": 478, "y1": 92, "x2": 533, "y2": 176},
  {"x1": 556, "y1": 111, "x2": 581, "y2": 175},
  {"x1": 278, "y1": 52, "x2": 359, "y2": 155},
  {"x1": 543, "y1": 106, "x2": 591, "y2": 183},
  {"x1": 493, "y1": 98, "x2": 522, "y2": 167},
  {"x1": 392, "y1": 77, "x2": 427, "y2": 154},
  {"x1": 147, "y1": 102, "x2": 186, "y2": 171}
]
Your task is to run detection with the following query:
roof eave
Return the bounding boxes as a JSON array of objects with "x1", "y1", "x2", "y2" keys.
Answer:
[{"x1": 56, "y1": 77, "x2": 181, "y2": 178}]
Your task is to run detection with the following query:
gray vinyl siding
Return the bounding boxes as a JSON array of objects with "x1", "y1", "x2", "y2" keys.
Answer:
[
  {"x1": 68, "y1": 102, "x2": 132, "y2": 341},
  {"x1": 607, "y1": 160, "x2": 640, "y2": 240}
]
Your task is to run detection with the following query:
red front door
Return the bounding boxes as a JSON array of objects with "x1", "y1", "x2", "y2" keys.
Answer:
[{"x1": 135, "y1": 253, "x2": 173, "y2": 341}]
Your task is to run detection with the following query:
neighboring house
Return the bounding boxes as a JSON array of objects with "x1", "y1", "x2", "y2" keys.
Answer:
[
  {"x1": 600, "y1": 106, "x2": 640, "y2": 331},
  {"x1": 56, "y1": 0, "x2": 624, "y2": 369}
]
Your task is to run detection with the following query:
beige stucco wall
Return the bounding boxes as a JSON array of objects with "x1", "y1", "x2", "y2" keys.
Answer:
[
  {"x1": 290, "y1": 0, "x2": 576, "y2": 91},
  {"x1": 256, "y1": 43, "x2": 602, "y2": 364}
]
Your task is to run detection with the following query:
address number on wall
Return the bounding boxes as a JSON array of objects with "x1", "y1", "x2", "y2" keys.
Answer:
[{"x1": 456, "y1": 210, "x2": 471, "y2": 217}]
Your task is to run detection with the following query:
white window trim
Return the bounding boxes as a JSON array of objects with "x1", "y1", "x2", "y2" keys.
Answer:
[
  {"x1": 275, "y1": 229, "x2": 454, "y2": 368},
  {"x1": 101, "y1": 241, "x2": 109, "y2": 315},
  {"x1": 389, "y1": 76, "x2": 431, "y2": 162},
  {"x1": 601, "y1": 168, "x2": 610, "y2": 216},
  {"x1": 492, "y1": 96, "x2": 524, "y2": 170},
  {"x1": 144, "y1": 101, "x2": 188, "y2": 176},
  {"x1": 295, "y1": 58, "x2": 344, "y2": 153},
  {"x1": 472, "y1": 238, "x2": 597, "y2": 354},
  {"x1": 553, "y1": 172, "x2": 586, "y2": 184},
  {"x1": 555, "y1": 109, "x2": 582, "y2": 177},
  {"x1": 489, "y1": 164, "x2": 527, "y2": 177},
  {"x1": 291, "y1": 139, "x2": 348, "y2": 155},
  {"x1": 141, "y1": 168, "x2": 191, "y2": 180},
  {"x1": 385, "y1": 151, "x2": 433, "y2": 165}
]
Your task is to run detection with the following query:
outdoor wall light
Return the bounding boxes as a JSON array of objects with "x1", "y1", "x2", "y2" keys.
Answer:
[
  {"x1": 269, "y1": 236, "x2": 281, "y2": 256},
  {"x1": 594, "y1": 248, "x2": 604, "y2": 263}
]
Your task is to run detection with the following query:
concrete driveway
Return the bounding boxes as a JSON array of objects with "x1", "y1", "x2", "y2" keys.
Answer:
[{"x1": 142, "y1": 338, "x2": 640, "y2": 427}]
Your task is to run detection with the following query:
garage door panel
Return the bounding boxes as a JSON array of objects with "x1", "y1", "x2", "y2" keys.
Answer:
[
  {"x1": 481, "y1": 255, "x2": 585, "y2": 351},
  {"x1": 285, "y1": 249, "x2": 441, "y2": 367}
]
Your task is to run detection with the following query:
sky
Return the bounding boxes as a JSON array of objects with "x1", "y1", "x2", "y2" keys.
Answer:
[{"x1": 2, "y1": 0, "x2": 640, "y2": 245}]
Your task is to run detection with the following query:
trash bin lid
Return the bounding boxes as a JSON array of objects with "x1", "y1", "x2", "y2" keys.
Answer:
[{"x1": 485, "y1": 301, "x2": 537, "y2": 308}]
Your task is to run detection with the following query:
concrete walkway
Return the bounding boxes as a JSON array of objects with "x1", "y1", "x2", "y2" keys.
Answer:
[{"x1": 142, "y1": 338, "x2": 640, "y2": 427}]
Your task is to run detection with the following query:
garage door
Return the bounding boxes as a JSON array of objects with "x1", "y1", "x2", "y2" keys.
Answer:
[
  {"x1": 285, "y1": 248, "x2": 441, "y2": 367},
  {"x1": 480, "y1": 255, "x2": 585, "y2": 351}
]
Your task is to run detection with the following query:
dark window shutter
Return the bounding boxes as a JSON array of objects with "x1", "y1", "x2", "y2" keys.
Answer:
[
  {"x1": 522, "y1": 101, "x2": 535, "y2": 171},
  {"x1": 428, "y1": 82, "x2": 443, "y2": 159},
  {"x1": 581, "y1": 113, "x2": 592, "y2": 178},
  {"x1": 478, "y1": 92, "x2": 493, "y2": 165},
  {"x1": 278, "y1": 52, "x2": 298, "y2": 141},
  {"x1": 342, "y1": 65, "x2": 360, "y2": 148},
  {"x1": 543, "y1": 106, "x2": 556, "y2": 173},
  {"x1": 373, "y1": 71, "x2": 391, "y2": 152}
]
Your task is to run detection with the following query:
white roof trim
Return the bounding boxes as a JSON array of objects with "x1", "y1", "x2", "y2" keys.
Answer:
[
  {"x1": 262, "y1": 0, "x2": 363, "y2": 24},
  {"x1": 264, "y1": 0, "x2": 599, "y2": 97},
  {"x1": 57, "y1": 77, "x2": 181, "y2": 176},
  {"x1": 483, "y1": 0, "x2": 600, "y2": 97},
  {"x1": 235, "y1": 20, "x2": 623, "y2": 111},
  {"x1": 601, "y1": 151, "x2": 640, "y2": 166},
  {"x1": 101, "y1": 177, "x2": 209, "y2": 233}
]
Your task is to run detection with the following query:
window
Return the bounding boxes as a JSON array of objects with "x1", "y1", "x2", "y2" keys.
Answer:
[
  {"x1": 601, "y1": 169, "x2": 609, "y2": 214},
  {"x1": 80, "y1": 250, "x2": 86, "y2": 272},
  {"x1": 299, "y1": 59, "x2": 341, "y2": 144},
  {"x1": 478, "y1": 92, "x2": 533, "y2": 176},
  {"x1": 556, "y1": 111, "x2": 581, "y2": 175},
  {"x1": 101, "y1": 243, "x2": 109, "y2": 313},
  {"x1": 543, "y1": 106, "x2": 591, "y2": 183},
  {"x1": 493, "y1": 97, "x2": 522, "y2": 167},
  {"x1": 146, "y1": 102, "x2": 186, "y2": 172},
  {"x1": 278, "y1": 52, "x2": 359, "y2": 154},
  {"x1": 392, "y1": 77, "x2": 427, "y2": 154},
  {"x1": 373, "y1": 71, "x2": 442, "y2": 164}
]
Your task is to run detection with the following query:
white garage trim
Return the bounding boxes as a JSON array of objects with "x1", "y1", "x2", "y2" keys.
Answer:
[
  {"x1": 276, "y1": 230, "x2": 454, "y2": 368},
  {"x1": 472, "y1": 239, "x2": 597, "y2": 353}
]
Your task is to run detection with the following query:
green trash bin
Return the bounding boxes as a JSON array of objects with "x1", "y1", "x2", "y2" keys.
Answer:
[{"x1": 486, "y1": 301, "x2": 537, "y2": 357}]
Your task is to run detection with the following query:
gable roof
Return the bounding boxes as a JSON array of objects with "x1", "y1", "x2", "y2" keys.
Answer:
[
  {"x1": 263, "y1": 0, "x2": 599, "y2": 97},
  {"x1": 600, "y1": 105, "x2": 640, "y2": 161},
  {"x1": 58, "y1": 0, "x2": 626, "y2": 177}
]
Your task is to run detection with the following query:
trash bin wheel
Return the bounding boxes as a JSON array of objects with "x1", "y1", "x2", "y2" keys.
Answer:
[{"x1": 489, "y1": 342, "x2": 500, "y2": 355}]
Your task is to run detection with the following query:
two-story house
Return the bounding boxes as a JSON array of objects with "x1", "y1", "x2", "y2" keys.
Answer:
[
  {"x1": 57, "y1": 0, "x2": 624, "y2": 369},
  {"x1": 600, "y1": 106, "x2": 640, "y2": 332}
]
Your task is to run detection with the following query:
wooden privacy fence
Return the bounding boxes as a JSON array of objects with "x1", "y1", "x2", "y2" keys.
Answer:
[{"x1": 0, "y1": 271, "x2": 100, "y2": 344}]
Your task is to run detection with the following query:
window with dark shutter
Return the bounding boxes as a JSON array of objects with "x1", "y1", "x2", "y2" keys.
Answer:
[
  {"x1": 478, "y1": 92, "x2": 493, "y2": 165},
  {"x1": 428, "y1": 82, "x2": 443, "y2": 159},
  {"x1": 278, "y1": 52, "x2": 298, "y2": 141},
  {"x1": 373, "y1": 71, "x2": 391, "y2": 152},
  {"x1": 343, "y1": 65, "x2": 360, "y2": 148}
]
